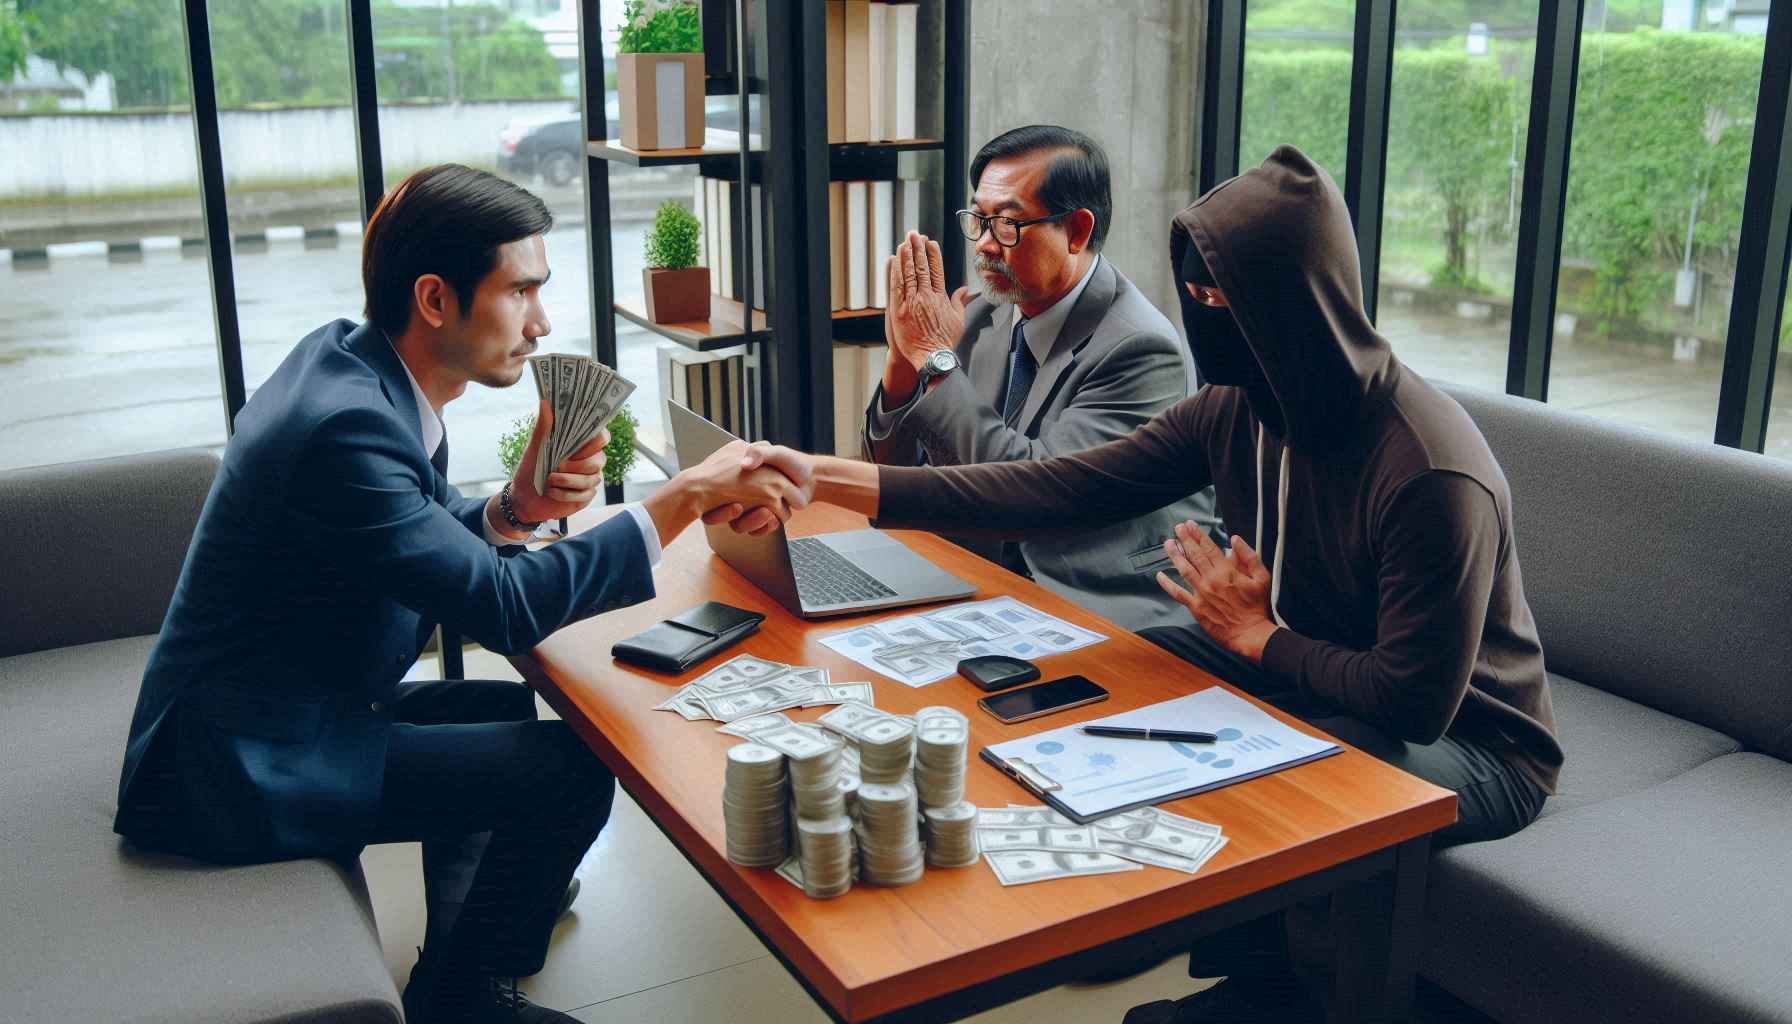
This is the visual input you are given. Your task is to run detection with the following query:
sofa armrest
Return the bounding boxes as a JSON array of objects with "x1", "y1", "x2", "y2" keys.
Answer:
[{"x1": 0, "y1": 448, "x2": 219, "y2": 657}]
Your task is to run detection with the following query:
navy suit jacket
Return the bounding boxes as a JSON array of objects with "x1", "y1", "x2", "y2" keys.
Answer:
[{"x1": 114, "y1": 320, "x2": 654, "y2": 863}]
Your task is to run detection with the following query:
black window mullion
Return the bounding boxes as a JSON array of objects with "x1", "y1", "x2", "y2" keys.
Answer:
[
  {"x1": 1714, "y1": 7, "x2": 1792, "y2": 452},
  {"x1": 942, "y1": 0, "x2": 970, "y2": 291},
  {"x1": 581, "y1": 0, "x2": 616, "y2": 369},
  {"x1": 1506, "y1": 0, "x2": 1585, "y2": 403},
  {"x1": 1343, "y1": 0, "x2": 1396, "y2": 322},
  {"x1": 1198, "y1": 0, "x2": 1246, "y2": 196},
  {"x1": 345, "y1": 0, "x2": 384, "y2": 225},
  {"x1": 180, "y1": 0, "x2": 246, "y2": 434}
]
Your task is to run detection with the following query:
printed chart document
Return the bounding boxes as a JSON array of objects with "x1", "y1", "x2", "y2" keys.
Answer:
[
  {"x1": 981, "y1": 687, "x2": 1343, "y2": 822},
  {"x1": 818, "y1": 596, "x2": 1106, "y2": 687}
]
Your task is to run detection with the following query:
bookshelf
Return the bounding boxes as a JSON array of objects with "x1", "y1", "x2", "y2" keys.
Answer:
[{"x1": 576, "y1": 0, "x2": 970, "y2": 456}]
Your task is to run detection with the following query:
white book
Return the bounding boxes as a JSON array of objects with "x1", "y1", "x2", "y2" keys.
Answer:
[
  {"x1": 749, "y1": 183, "x2": 765, "y2": 311},
  {"x1": 724, "y1": 352, "x2": 745, "y2": 434},
  {"x1": 656, "y1": 344, "x2": 682, "y2": 440},
  {"x1": 693, "y1": 175, "x2": 707, "y2": 271},
  {"x1": 895, "y1": 178, "x2": 920, "y2": 250},
  {"x1": 718, "y1": 180, "x2": 734, "y2": 302},
  {"x1": 891, "y1": 2, "x2": 917, "y2": 140},
  {"x1": 704, "y1": 177, "x2": 721, "y2": 293},
  {"x1": 867, "y1": 2, "x2": 886, "y2": 142},
  {"x1": 846, "y1": 181, "x2": 869, "y2": 310},
  {"x1": 872, "y1": 180, "x2": 895, "y2": 308},
  {"x1": 861, "y1": 341, "x2": 887, "y2": 422},
  {"x1": 833, "y1": 341, "x2": 862, "y2": 457}
]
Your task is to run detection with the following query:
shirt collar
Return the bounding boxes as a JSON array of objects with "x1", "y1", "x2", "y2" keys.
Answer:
[
  {"x1": 387, "y1": 335, "x2": 444, "y2": 459},
  {"x1": 1012, "y1": 253, "x2": 1101, "y2": 361}
]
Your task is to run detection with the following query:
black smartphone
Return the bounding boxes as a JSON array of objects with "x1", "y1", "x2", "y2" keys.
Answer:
[{"x1": 977, "y1": 675, "x2": 1109, "y2": 724}]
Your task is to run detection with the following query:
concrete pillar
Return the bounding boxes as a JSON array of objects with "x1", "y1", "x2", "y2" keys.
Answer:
[{"x1": 965, "y1": 0, "x2": 1200, "y2": 326}]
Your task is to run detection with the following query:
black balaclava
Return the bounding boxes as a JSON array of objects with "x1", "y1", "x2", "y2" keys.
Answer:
[{"x1": 1178, "y1": 242, "x2": 1286, "y2": 436}]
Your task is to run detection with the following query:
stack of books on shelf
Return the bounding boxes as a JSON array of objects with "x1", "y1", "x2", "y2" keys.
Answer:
[
  {"x1": 830, "y1": 179, "x2": 922, "y2": 312},
  {"x1": 831, "y1": 341, "x2": 890, "y2": 457},
  {"x1": 659, "y1": 344, "x2": 756, "y2": 440},
  {"x1": 826, "y1": 1, "x2": 919, "y2": 143},
  {"x1": 693, "y1": 176, "x2": 766, "y2": 313}
]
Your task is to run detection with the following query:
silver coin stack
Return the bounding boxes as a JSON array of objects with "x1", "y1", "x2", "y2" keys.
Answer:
[
  {"x1": 922, "y1": 801, "x2": 981, "y2": 868},
  {"x1": 912, "y1": 706, "x2": 969, "y2": 808},
  {"x1": 788, "y1": 742, "x2": 847, "y2": 819},
  {"x1": 855, "y1": 781, "x2": 925, "y2": 885},
  {"x1": 856, "y1": 719, "x2": 916, "y2": 785},
  {"x1": 723, "y1": 743, "x2": 789, "y2": 867},
  {"x1": 794, "y1": 814, "x2": 855, "y2": 899}
]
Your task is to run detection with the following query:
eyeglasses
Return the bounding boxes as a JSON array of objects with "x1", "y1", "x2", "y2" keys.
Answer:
[{"x1": 956, "y1": 208, "x2": 1074, "y2": 248}]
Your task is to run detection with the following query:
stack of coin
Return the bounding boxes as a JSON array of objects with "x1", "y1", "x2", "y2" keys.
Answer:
[
  {"x1": 837, "y1": 773, "x2": 861, "y2": 818},
  {"x1": 788, "y1": 743, "x2": 846, "y2": 819},
  {"x1": 912, "y1": 706, "x2": 969, "y2": 808},
  {"x1": 856, "y1": 718, "x2": 916, "y2": 785},
  {"x1": 855, "y1": 781, "x2": 925, "y2": 886},
  {"x1": 722, "y1": 743, "x2": 789, "y2": 867},
  {"x1": 922, "y1": 801, "x2": 980, "y2": 868},
  {"x1": 795, "y1": 814, "x2": 855, "y2": 899}
]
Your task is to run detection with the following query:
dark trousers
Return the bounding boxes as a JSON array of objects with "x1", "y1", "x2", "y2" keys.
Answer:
[
  {"x1": 366, "y1": 678, "x2": 615, "y2": 979},
  {"x1": 1136, "y1": 623, "x2": 1547, "y2": 988}
]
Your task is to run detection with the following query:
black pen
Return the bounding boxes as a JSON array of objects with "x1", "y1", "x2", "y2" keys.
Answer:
[{"x1": 1079, "y1": 726, "x2": 1219, "y2": 743}]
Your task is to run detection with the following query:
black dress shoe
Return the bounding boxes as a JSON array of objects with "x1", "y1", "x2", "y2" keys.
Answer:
[
  {"x1": 404, "y1": 959, "x2": 579, "y2": 1024},
  {"x1": 556, "y1": 877, "x2": 580, "y2": 921},
  {"x1": 1122, "y1": 976, "x2": 1324, "y2": 1024}
]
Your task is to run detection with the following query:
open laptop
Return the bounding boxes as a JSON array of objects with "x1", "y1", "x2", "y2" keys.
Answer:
[{"x1": 667, "y1": 401, "x2": 975, "y2": 618}]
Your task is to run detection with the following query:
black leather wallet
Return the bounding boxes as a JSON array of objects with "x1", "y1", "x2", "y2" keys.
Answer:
[{"x1": 611, "y1": 601, "x2": 766, "y2": 673}]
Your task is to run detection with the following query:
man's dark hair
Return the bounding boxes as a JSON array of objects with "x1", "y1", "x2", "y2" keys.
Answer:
[
  {"x1": 969, "y1": 125, "x2": 1112, "y2": 253},
  {"x1": 362, "y1": 163, "x2": 553, "y2": 334}
]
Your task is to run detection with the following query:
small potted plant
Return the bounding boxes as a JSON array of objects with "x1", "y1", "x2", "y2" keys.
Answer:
[
  {"x1": 617, "y1": 0, "x2": 704, "y2": 150},
  {"x1": 643, "y1": 199, "x2": 708, "y2": 322}
]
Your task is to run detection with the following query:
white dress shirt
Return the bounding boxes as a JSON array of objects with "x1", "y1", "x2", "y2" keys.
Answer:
[{"x1": 388, "y1": 340, "x2": 661, "y2": 566}]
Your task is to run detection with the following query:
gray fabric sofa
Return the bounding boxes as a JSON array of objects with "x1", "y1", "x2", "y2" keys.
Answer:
[
  {"x1": 0, "y1": 449, "x2": 402, "y2": 1024},
  {"x1": 1425, "y1": 386, "x2": 1792, "y2": 1024}
]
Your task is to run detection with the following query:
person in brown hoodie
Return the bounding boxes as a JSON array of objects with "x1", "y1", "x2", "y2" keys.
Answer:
[{"x1": 739, "y1": 145, "x2": 1561, "y2": 1021}]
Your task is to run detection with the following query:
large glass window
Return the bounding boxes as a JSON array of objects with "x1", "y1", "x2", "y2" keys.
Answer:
[
  {"x1": 218, "y1": 0, "x2": 364, "y2": 396},
  {"x1": 0, "y1": 0, "x2": 225, "y2": 471},
  {"x1": 1239, "y1": 0, "x2": 1355, "y2": 188},
  {"x1": 1376, "y1": 5, "x2": 1536, "y2": 390},
  {"x1": 1546, "y1": 2, "x2": 1764, "y2": 441}
]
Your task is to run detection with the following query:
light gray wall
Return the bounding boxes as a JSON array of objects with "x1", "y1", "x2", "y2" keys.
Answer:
[{"x1": 965, "y1": 0, "x2": 1200, "y2": 328}]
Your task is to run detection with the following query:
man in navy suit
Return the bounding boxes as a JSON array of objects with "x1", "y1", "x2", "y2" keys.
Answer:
[{"x1": 113, "y1": 165, "x2": 802, "y2": 1023}]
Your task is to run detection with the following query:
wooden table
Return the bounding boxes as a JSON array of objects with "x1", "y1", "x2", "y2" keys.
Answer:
[{"x1": 512, "y1": 505, "x2": 1455, "y2": 1023}]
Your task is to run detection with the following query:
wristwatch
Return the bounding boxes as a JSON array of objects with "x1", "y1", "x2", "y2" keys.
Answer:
[{"x1": 916, "y1": 347, "x2": 961, "y2": 388}]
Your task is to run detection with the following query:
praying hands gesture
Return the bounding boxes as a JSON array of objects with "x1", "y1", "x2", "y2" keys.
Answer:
[
  {"x1": 1156, "y1": 521, "x2": 1282, "y2": 663},
  {"x1": 882, "y1": 231, "x2": 970, "y2": 404}
]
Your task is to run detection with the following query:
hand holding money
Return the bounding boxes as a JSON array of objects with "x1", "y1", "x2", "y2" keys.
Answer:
[{"x1": 507, "y1": 398, "x2": 611, "y2": 524}]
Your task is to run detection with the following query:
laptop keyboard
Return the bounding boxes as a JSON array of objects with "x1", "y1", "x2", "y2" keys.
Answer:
[{"x1": 789, "y1": 537, "x2": 897, "y2": 606}]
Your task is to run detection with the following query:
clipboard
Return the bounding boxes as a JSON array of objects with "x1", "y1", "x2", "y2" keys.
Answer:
[{"x1": 977, "y1": 688, "x2": 1345, "y2": 824}]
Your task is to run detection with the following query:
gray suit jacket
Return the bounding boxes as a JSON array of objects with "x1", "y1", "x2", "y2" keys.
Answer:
[{"x1": 862, "y1": 258, "x2": 1219, "y2": 631}]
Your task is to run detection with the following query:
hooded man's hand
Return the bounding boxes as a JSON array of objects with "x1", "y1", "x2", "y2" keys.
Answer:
[{"x1": 1156, "y1": 522, "x2": 1281, "y2": 663}]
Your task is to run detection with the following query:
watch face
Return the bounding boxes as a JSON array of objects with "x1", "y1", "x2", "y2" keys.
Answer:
[{"x1": 927, "y1": 350, "x2": 957, "y2": 374}]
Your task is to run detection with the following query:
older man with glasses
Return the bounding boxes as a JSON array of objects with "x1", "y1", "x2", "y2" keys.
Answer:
[{"x1": 862, "y1": 124, "x2": 1220, "y2": 632}]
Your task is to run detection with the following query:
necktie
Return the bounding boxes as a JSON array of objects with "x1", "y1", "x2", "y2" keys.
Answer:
[
  {"x1": 429, "y1": 435, "x2": 449, "y2": 478},
  {"x1": 1002, "y1": 318, "x2": 1037, "y2": 424}
]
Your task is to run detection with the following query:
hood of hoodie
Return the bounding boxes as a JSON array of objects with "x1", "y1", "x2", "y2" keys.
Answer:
[{"x1": 1170, "y1": 145, "x2": 1398, "y2": 453}]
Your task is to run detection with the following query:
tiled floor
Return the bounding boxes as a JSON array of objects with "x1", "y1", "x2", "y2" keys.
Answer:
[{"x1": 372, "y1": 648, "x2": 1214, "y2": 1023}]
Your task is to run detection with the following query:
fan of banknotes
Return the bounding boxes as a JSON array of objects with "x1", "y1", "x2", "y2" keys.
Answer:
[
  {"x1": 655, "y1": 654, "x2": 875, "y2": 722},
  {"x1": 974, "y1": 805, "x2": 1228, "y2": 885},
  {"x1": 527, "y1": 353, "x2": 637, "y2": 494}
]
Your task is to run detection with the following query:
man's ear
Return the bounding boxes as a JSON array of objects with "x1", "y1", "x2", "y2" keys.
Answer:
[
  {"x1": 1064, "y1": 209, "x2": 1096, "y2": 255},
  {"x1": 413, "y1": 274, "x2": 452, "y2": 329}
]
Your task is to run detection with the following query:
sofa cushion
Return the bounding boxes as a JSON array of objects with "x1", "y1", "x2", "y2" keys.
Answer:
[
  {"x1": 1423, "y1": 753, "x2": 1792, "y2": 1024},
  {"x1": 0, "y1": 636, "x2": 401, "y2": 1024},
  {"x1": 1538, "y1": 673, "x2": 1740, "y2": 819},
  {"x1": 0, "y1": 448, "x2": 219, "y2": 658},
  {"x1": 1440, "y1": 384, "x2": 1792, "y2": 761}
]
